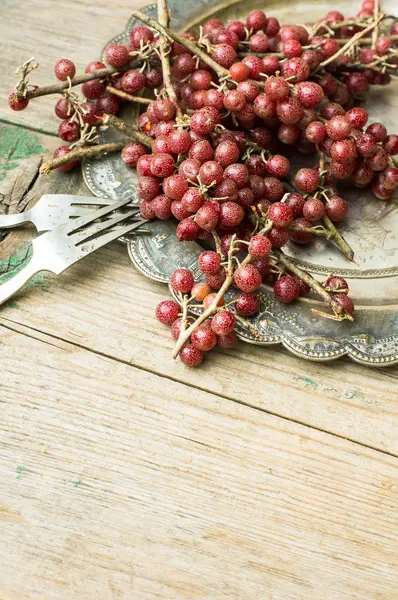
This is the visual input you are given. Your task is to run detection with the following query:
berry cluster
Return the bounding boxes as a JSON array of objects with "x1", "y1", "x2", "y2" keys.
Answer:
[{"x1": 7, "y1": 0, "x2": 397, "y2": 366}]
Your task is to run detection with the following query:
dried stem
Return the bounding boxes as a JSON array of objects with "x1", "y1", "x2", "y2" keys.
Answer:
[
  {"x1": 157, "y1": 0, "x2": 183, "y2": 120},
  {"x1": 172, "y1": 224, "x2": 273, "y2": 359},
  {"x1": 212, "y1": 230, "x2": 224, "y2": 259},
  {"x1": 39, "y1": 141, "x2": 125, "y2": 174},
  {"x1": 106, "y1": 86, "x2": 152, "y2": 104},
  {"x1": 288, "y1": 225, "x2": 332, "y2": 238},
  {"x1": 100, "y1": 114, "x2": 153, "y2": 148},
  {"x1": 131, "y1": 9, "x2": 231, "y2": 80},
  {"x1": 21, "y1": 62, "x2": 142, "y2": 100},
  {"x1": 314, "y1": 14, "x2": 385, "y2": 72},
  {"x1": 274, "y1": 251, "x2": 352, "y2": 320},
  {"x1": 372, "y1": 0, "x2": 380, "y2": 48},
  {"x1": 322, "y1": 214, "x2": 354, "y2": 262}
]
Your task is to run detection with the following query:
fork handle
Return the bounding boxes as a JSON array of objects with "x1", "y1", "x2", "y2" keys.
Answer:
[
  {"x1": 0, "y1": 211, "x2": 32, "y2": 229},
  {"x1": 0, "y1": 254, "x2": 42, "y2": 305}
]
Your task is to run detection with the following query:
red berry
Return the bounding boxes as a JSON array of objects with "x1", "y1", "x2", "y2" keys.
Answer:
[
  {"x1": 176, "y1": 218, "x2": 201, "y2": 240},
  {"x1": 345, "y1": 107, "x2": 368, "y2": 129},
  {"x1": 325, "y1": 196, "x2": 348, "y2": 222},
  {"x1": 268, "y1": 227, "x2": 289, "y2": 248},
  {"x1": 237, "y1": 80, "x2": 260, "y2": 102},
  {"x1": 172, "y1": 201, "x2": 190, "y2": 221},
  {"x1": 266, "y1": 155, "x2": 290, "y2": 178},
  {"x1": 205, "y1": 270, "x2": 226, "y2": 290},
  {"x1": 190, "y1": 108, "x2": 218, "y2": 135},
  {"x1": 235, "y1": 293, "x2": 259, "y2": 316},
  {"x1": 214, "y1": 179, "x2": 238, "y2": 202},
  {"x1": 121, "y1": 142, "x2": 146, "y2": 167},
  {"x1": 265, "y1": 77, "x2": 289, "y2": 101},
  {"x1": 282, "y1": 57, "x2": 310, "y2": 82},
  {"x1": 163, "y1": 174, "x2": 188, "y2": 201},
  {"x1": 246, "y1": 10, "x2": 267, "y2": 31},
  {"x1": 196, "y1": 202, "x2": 220, "y2": 231},
  {"x1": 217, "y1": 330, "x2": 237, "y2": 348},
  {"x1": 292, "y1": 275, "x2": 310, "y2": 296},
  {"x1": 58, "y1": 120, "x2": 80, "y2": 143},
  {"x1": 325, "y1": 115, "x2": 352, "y2": 141},
  {"x1": 303, "y1": 197, "x2": 325, "y2": 222},
  {"x1": 234, "y1": 265, "x2": 262, "y2": 293},
  {"x1": 189, "y1": 140, "x2": 214, "y2": 164},
  {"x1": 8, "y1": 91, "x2": 29, "y2": 111},
  {"x1": 296, "y1": 81, "x2": 324, "y2": 108},
  {"x1": 263, "y1": 177, "x2": 285, "y2": 202},
  {"x1": 289, "y1": 217, "x2": 313, "y2": 244},
  {"x1": 130, "y1": 26, "x2": 154, "y2": 48},
  {"x1": 140, "y1": 200, "x2": 156, "y2": 220},
  {"x1": 203, "y1": 292, "x2": 225, "y2": 310},
  {"x1": 215, "y1": 140, "x2": 240, "y2": 167},
  {"x1": 278, "y1": 124, "x2": 300, "y2": 145},
  {"x1": 152, "y1": 194, "x2": 173, "y2": 220},
  {"x1": 305, "y1": 121, "x2": 327, "y2": 144},
  {"x1": 85, "y1": 61, "x2": 106, "y2": 73},
  {"x1": 237, "y1": 187, "x2": 254, "y2": 207},
  {"x1": 199, "y1": 251, "x2": 221, "y2": 275},
  {"x1": 54, "y1": 98, "x2": 72, "y2": 119},
  {"x1": 182, "y1": 188, "x2": 204, "y2": 213},
  {"x1": 294, "y1": 168, "x2": 320, "y2": 193},
  {"x1": 268, "y1": 202, "x2": 293, "y2": 227},
  {"x1": 274, "y1": 275, "x2": 300, "y2": 303},
  {"x1": 285, "y1": 193, "x2": 305, "y2": 218},
  {"x1": 356, "y1": 133, "x2": 377, "y2": 157},
  {"x1": 191, "y1": 324, "x2": 217, "y2": 351},
  {"x1": 219, "y1": 202, "x2": 245, "y2": 228},
  {"x1": 211, "y1": 311, "x2": 235, "y2": 335},
  {"x1": 179, "y1": 344, "x2": 203, "y2": 367},
  {"x1": 82, "y1": 79, "x2": 106, "y2": 99},
  {"x1": 104, "y1": 44, "x2": 129, "y2": 67},
  {"x1": 224, "y1": 163, "x2": 249, "y2": 189},
  {"x1": 330, "y1": 139, "x2": 357, "y2": 164},
  {"x1": 276, "y1": 97, "x2": 303, "y2": 125},
  {"x1": 170, "y1": 268, "x2": 195, "y2": 293},
  {"x1": 137, "y1": 176, "x2": 161, "y2": 201},
  {"x1": 54, "y1": 59, "x2": 76, "y2": 81},
  {"x1": 366, "y1": 122, "x2": 387, "y2": 142},
  {"x1": 334, "y1": 294, "x2": 354, "y2": 315},
  {"x1": 368, "y1": 148, "x2": 389, "y2": 172},
  {"x1": 178, "y1": 158, "x2": 201, "y2": 183},
  {"x1": 325, "y1": 275, "x2": 349, "y2": 293},
  {"x1": 253, "y1": 94, "x2": 276, "y2": 119},
  {"x1": 213, "y1": 44, "x2": 237, "y2": 68},
  {"x1": 383, "y1": 135, "x2": 398, "y2": 156},
  {"x1": 229, "y1": 62, "x2": 249, "y2": 82},
  {"x1": 156, "y1": 300, "x2": 180, "y2": 325},
  {"x1": 192, "y1": 282, "x2": 212, "y2": 301},
  {"x1": 249, "y1": 235, "x2": 272, "y2": 258},
  {"x1": 223, "y1": 90, "x2": 246, "y2": 113},
  {"x1": 283, "y1": 39, "x2": 302, "y2": 58},
  {"x1": 168, "y1": 129, "x2": 192, "y2": 154},
  {"x1": 199, "y1": 161, "x2": 224, "y2": 186},
  {"x1": 150, "y1": 153, "x2": 175, "y2": 178},
  {"x1": 53, "y1": 146, "x2": 78, "y2": 172},
  {"x1": 250, "y1": 32, "x2": 270, "y2": 53},
  {"x1": 122, "y1": 69, "x2": 146, "y2": 93}
]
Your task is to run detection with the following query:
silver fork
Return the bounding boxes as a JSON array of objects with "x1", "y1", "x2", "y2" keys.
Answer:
[
  {"x1": 0, "y1": 197, "x2": 148, "y2": 305},
  {"x1": 0, "y1": 194, "x2": 123, "y2": 232}
]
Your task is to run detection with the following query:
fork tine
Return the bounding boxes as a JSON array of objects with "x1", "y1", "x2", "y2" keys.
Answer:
[
  {"x1": 65, "y1": 196, "x2": 134, "y2": 234},
  {"x1": 72, "y1": 208, "x2": 144, "y2": 245},
  {"x1": 77, "y1": 219, "x2": 149, "y2": 254},
  {"x1": 43, "y1": 194, "x2": 115, "y2": 206}
]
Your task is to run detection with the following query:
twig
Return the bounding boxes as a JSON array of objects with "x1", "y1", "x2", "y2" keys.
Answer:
[
  {"x1": 21, "y1": 62, "x2": 142, "y2": 99},
  {"x1": 335, "y1": 33, "x2": 398, "y2": 45},
  {"x1": 157, "y1": 0, "x2": 183, "y2": 120},
  {"x1": 212, "y1": 230, "x2": 224, "y2": 259},
  {"x1": 131, "y1": 9, "x2": 231, "y2": 81},
  {"x1": 172, "y1": 225, "x2": 273, "y2": 359},
  {"x1": 372, "y1": 0, "x2": 380, "y2": 48},
  {"x1": 322, "y1": 214, "x2": 354, "y2": 262},
  {"x1": 314, "y1": 14, "x2": 385, "y2": 72},
  {"x1": 100, "y1": 114, "x2": 153, "y2": 148},
  {"x1": 274, "y1": 251, "x2": 352, "y2": 320},
  {"x1": 288, "y1": 225, "x2": 332, "y2": 238},
  {"x1": 106, "y1": 86, "x2": 152, "y2": 104},
  {"x1": 39, "y1": 142, "x2": 125, "y2": 174}
]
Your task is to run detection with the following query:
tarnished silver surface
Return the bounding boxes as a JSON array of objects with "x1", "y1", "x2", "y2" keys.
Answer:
[{"x1": 83, "y1": 0, "x2": 398, "y2": 366}]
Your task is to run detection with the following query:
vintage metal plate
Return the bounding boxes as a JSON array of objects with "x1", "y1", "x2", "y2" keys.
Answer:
[{"x1": 83, "y1": 0, "x2": 398, "y2": 366}]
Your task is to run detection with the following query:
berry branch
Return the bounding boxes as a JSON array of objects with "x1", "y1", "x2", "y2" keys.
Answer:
[
  {"x1": 100, "y1": 114, "x2": 153, "y2": 147},
  {"x1": 157, "y1": 0, "x2": 183, "y2": 120},
  {"x1": 131, "y1": 9, "x2": 232, "y2": 81},
  {"x1": 39, "y1": 141, "x2": 125, "y2": 174},
  {"x1": 106, "y1": 86, "x2": 152, "y2": 104}
]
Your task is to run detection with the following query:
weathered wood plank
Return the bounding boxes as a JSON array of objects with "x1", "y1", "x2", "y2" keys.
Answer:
[
  {"x1": 0, "y1": 0, "x2": 140, "y2": 133},
  {"x1": 0, "y1": 322, "x2": 397, "y2": 600},
  {"x1": 1, "y1": 238, "x2": 397, "y2": 455}
]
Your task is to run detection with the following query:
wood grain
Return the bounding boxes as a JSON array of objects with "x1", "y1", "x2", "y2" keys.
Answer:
[
  {"x1": 1, "y1": 238, "x2": 397, "y2": 456},
  {"x1": 0, "y1": 0, "x2": 141, "y2": 134},
  {"x1": 0, "y1": 321, "x2": 397, "y2": 600}
]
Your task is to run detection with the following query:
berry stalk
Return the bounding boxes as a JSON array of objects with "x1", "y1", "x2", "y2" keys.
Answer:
[
  {"x1": 39, "y1": 141, "x2": 125, "y2": 174},
  {"x1": 19, "y1": 63, "x2": 142, "y2": 100},
  {"x1": 157, "y1": 0, "x2": 183, "y2": 120},
  {"x1": 274, "y1": 251, "x2": 353, "y2": 320},
  {"x1": 100, "y1": 114, "x2": 153, "y2": 148},
  {"x1": 131, "y1": 9, "x2": 232, "y2": 81},
  {"x1": 106, "y1": 86, "x2": 152, "y2": 104},
  {"x1": 172, "y1": 224, "x2": 273, "y2": 358}
]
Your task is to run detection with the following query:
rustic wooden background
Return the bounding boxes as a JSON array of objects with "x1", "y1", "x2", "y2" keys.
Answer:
[{"x1": 0, "y1": 0, "x2": 397, "y2": 598}]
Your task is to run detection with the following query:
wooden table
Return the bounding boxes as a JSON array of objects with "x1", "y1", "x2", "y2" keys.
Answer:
[{"x1": 0, "y1": 1, "x2": 397, "y2": 598}]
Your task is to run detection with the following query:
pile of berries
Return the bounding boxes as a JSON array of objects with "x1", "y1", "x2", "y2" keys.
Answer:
[{"x1": 7, "y1": 0, "x2": 397, "y2": 366}]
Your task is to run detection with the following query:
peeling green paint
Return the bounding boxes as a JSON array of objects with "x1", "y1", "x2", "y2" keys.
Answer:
[
  {"x1": 0, "y1": 126, "x2": 45, "y2": 182},
  {"x1": 0, "y1": 244, "x2": 32, "y2": 284}
]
